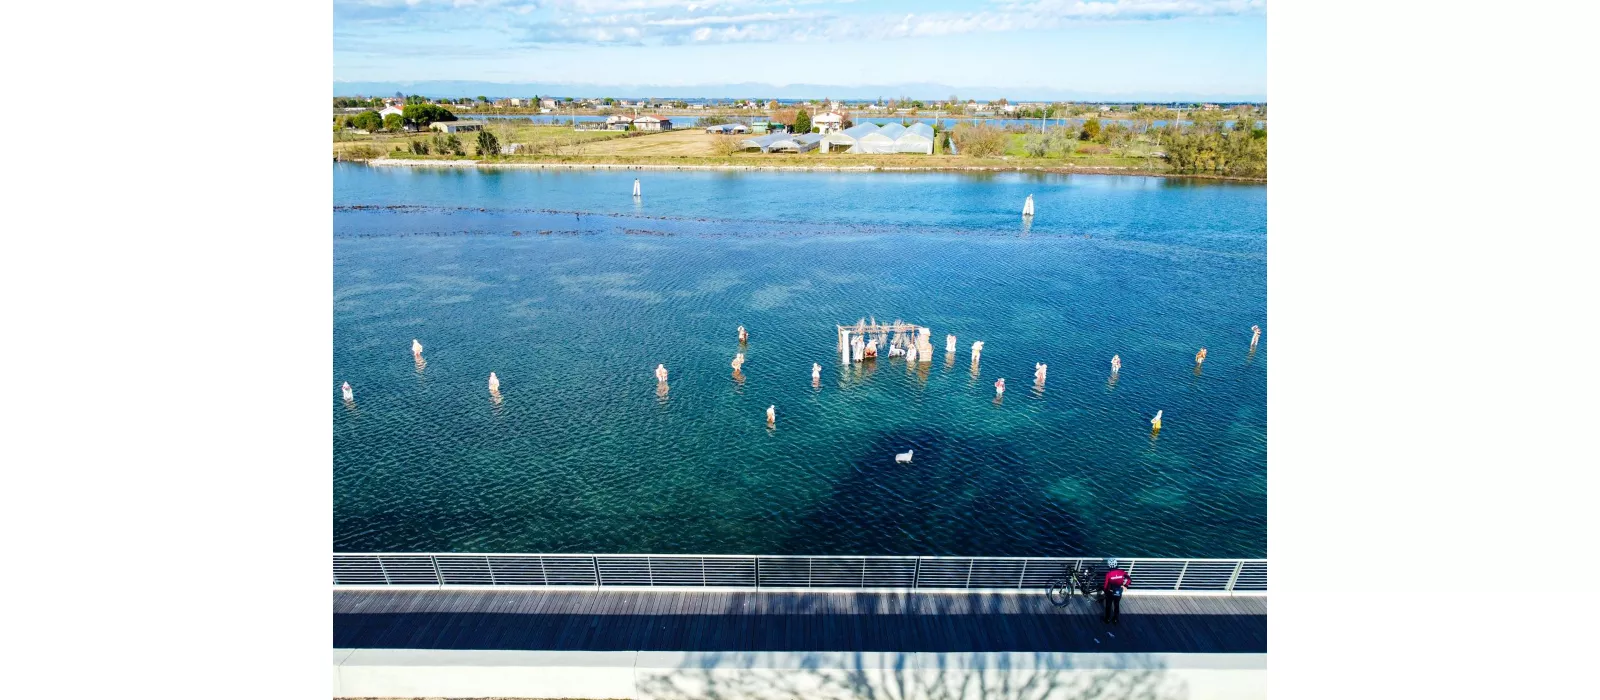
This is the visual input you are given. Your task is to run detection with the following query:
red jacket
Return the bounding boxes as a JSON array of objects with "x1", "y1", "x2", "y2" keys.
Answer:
[{"x1": 1104, "y1": 569, "x2": 1130, "y2": 592}]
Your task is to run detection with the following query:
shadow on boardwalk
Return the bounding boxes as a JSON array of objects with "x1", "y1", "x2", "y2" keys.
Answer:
[{"x1": 635, "y1": 651, "x2": 1189, "y2": 700}]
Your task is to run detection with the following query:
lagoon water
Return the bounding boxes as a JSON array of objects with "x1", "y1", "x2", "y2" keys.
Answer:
[{"x1": 333, "y1": 164, "x2": 1266, "y2": 557}]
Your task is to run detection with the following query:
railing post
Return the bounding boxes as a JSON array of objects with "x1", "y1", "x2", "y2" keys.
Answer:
[
  {"x1": 807, "y1": 557, "x2": 814, "y2": 588},
  {"x1": 593, "y1": 556, "x2": 601, "y2": 589},
  {"x1": 1017, "y1": 560, "x2": 1028, "y2": 589},
  {"x1": 755, "y1": 557, "x2": 761, "y2": 590},
  {"x1": 647, "y1": 557, "x2": 654, "y2": 586},
  {"x1": 378, "y1": 556, "x2": 391, "y2": 585},
  {"x1": 1174, "y1": 560, "x2": 1190, "y2": 591},
  {"x1": 430, "y1": 555, "x2": 445, "y2": 588},
  {"x1": 486, "y1": 555, "x2": 497, "y2": 586},
  {"x1": 913, "y1": 557, "x2": 922, "y2": 589},
  {"x1": 1225, "y1": 560, "x2": 1244, "y2": 592},
  {"x1": 964, "y1": 559, "x2": 974, "y2": 589}
]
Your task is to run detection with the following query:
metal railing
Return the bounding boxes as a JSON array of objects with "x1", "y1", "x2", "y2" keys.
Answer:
[{"x1": 333, "y1": 554, "x2": 1265, "y2": 593}]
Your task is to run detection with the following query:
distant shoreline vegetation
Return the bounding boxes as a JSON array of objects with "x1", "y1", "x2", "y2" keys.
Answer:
[{"x1": 334, "y1": 99, "x2": 1265, "y2": 180}]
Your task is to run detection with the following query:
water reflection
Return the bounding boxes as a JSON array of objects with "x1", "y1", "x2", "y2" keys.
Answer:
[{"x1": 656, "y1": 382, "x2": 670, "y2": 402}]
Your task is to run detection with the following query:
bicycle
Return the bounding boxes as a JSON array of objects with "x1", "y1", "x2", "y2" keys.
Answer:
[{"x1": 1046, "y1": 562, "x2": 1102, "y2": 607}]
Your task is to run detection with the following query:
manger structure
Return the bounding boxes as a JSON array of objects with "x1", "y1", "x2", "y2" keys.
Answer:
[{"x1": 838, "y1": 318, "x2": 936, "y2": 364}]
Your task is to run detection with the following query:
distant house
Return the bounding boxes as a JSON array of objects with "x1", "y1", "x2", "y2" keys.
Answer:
[
  {"x1": 431, "y1": 120, "x2": 484, "y2": 133},
  {"x1": 605, "y1": 114, "x2": 633, "y2": 130},
  {"x1": 508, "y1": 98, "x2": 526, "y2": 107},
  {"x1": 540, "y1": 98, "x2": 557, "y2": 109},
  {"x1": 632, "y1": 115, "x2": 672, "y2": 131},
  {"x1": 813, "y1": 111, "x2": 845, "y2": 134},
  {"x1": 379, "y1": 104, "x2": 404, "y2": 119}
]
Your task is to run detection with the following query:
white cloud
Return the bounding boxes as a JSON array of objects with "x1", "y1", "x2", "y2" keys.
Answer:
[{"x1": 337, "y1": 0, "x2": 1266, "y2": 46}]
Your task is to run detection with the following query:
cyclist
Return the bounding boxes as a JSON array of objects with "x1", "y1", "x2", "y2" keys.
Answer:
[{"x1": 1101, "y1": 557, "x2": 1131, "y2": 624}]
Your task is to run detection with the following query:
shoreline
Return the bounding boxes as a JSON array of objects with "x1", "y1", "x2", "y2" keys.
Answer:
[{"x1": 359, "y1": 157, "x2": 1266, "y2": 183}]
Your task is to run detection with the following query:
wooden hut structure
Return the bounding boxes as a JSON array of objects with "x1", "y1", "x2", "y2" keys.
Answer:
[{"x1": 837, "y1": 318, "x2": 935, "y2": 365}]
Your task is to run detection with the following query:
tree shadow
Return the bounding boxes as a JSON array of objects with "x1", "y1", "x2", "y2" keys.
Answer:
[{"x1": 635, "y1": 650, "x2": 1194, "y2": 700}]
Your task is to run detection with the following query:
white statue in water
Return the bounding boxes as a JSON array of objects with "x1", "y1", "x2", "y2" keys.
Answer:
[
  {"x1": 632, "y1": 178, "x2": 641, "y2": 197},
  {"x1": 412, "y1": 339, "x2": 423, "y2": 357},
  {"x1": 1111, "y1": 355, "x2": 1121, "y2": 374},
  {"x1": 946, "y1": 334, "x2": 957, "y2": 353},
  {"x1": 738, "y1": 325, "x2": 748, "y2": 343},
  {"x1": 488, "y1": 372, "x2": 500, "y2": 393},
  {"x1": 812, "y1": 363, "x2": 821, "y2": 381},
  {"x1": 1034, "y1": 362, "x2": 1047, "y2": 383},
  {"x1": 655, "y1": 364, "x2": 668, "y2": 383},
  {"x1": 766, "y1": 405, "x2": 776, "y2": 425},
  {"x1": 906, "y1": 342, "x2": 919, "y2": 363},
  {"x1": 1023, "y1": 194, "x2": 1035, "y2": 217},
  {"x1": 971, "y1": 341, "x2": 984, "y2": 364},
  {"x1": 341, "y1": 381, "x2": 353, "y2": 402},
  {"x1": 732, "y1": 353, "x2": 745, "y2": 370},
  {"x1": 995, "y1": 377, "x2": 1006, "y2": 395},
  {"x1": 1251, "y1": 325, "x2": 1261, "y2": 348},
  {"x1": 1195, "y1": 347, "x2": 1207, "y2": 365},
  {"x1": 1151, "y1": 410, "x2": 1163, "y2": 430}
]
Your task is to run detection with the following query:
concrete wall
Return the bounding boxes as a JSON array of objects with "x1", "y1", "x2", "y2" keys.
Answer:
[{"x1": 334, "y1": 649, "x2": 1265, "y2": 700}]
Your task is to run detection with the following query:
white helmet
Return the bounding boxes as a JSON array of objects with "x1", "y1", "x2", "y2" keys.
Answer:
[{"x1": 1104, "y1": 557, "x2": 1118, "y2": 569}]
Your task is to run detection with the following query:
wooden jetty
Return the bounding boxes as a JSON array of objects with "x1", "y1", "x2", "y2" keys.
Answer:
[{"x1": 334, "y1": 589, "x2": 1266, "y2": 653}]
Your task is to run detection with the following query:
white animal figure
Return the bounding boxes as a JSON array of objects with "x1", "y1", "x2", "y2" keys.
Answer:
[
  {"x1": 896, "y1": 450, "x2": 914, "y2": 464},
  {"x1": 488, "y1": 372, "x2": 500, "y2": 393},
  {"x1": 340, "y1": 381, "x2": 353, "y2": 401},
  {"x1": 412, "y1": 339, "x2": 423, "y2": 356},
  {"x1": 655, "y1": 364, "x2": 668, "y2": 383}
]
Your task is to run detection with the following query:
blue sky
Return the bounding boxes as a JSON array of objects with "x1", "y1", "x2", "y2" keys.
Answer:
[{"x1": 333, "y1": 0, "x2": 1266, "y2": 98}]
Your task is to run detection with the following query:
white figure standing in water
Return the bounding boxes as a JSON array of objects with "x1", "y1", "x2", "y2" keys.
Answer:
[
  {"x1": 412, "y1": 339, "x2": 423, "y2": 358},
  {"x1": 1034, "y1": 362, "x2": 1047, "y2": 383},
  {"x1": 738, "y1": 325, "x2": 749, "y2": 344},
  {"x1": 1152, "y1": 410, "x2": 1163, "y2": 430},
  {"x1": 1022, "y1": 194, "x2": 1035, "y2": 217},
  {"x1": 732, "y1": 353, "x2": 745, "y2": 371},
  {"x1": 1111, "y1": 355, "x2": 1121, "y2": 374},
  {"x1": 341, "y1": 381, "x2": 353, "y2": 402},
  {"x1": 946, "y1": 334, "x2": 957, "y2": 353},
  {"x1": 1195, "y1": 347, "x2": 1208, "y2": 365},
  {"x1": 655, "y1": 364, "x2": 669, "y2": 383},
  {"x1": 488, "y1": 372, "x2": 500, "y2": 393},
  {"x1": 995, "y1": 377, "x2": 1006, "y2": 395},
  {"x1": 766, "y1": 405, "x2": 776, "y2": 426},
  {"x1": 971, "y1": 341, "x2": 984, "y2": 365},
  {"x1": 1251, "y1": 325, "x2": 1261, "y2": 349},
  {"x1": 812, "y1": 363, "x2": 821, "y2": 382},
  {"x1": 632, "y1": 178, "x2": 641, "y2": 198}
]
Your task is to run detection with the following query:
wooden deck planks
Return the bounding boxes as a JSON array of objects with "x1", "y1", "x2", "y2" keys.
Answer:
[{"x1": 334, "y1": 589, "x2": 1265, "y2": 654}]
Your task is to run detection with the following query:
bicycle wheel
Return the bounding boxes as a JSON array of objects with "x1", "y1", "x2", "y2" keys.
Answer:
[{"x1": 1046, "y1": 578, "x2": 1073, "y2": 606}]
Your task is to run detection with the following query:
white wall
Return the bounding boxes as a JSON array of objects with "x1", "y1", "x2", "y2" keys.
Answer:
[{"x1": 334, "y1": 649, "x2": 1266, "y2": 700}]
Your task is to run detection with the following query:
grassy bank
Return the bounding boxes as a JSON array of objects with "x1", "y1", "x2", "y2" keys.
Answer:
[{"x1": 334, "y1": 125, "x2": 1265, "y2": 182}]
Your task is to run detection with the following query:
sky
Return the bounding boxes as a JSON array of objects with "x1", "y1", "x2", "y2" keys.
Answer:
[{"x1": 333, "y1": 0, "x2": 1266, "y2": 99}]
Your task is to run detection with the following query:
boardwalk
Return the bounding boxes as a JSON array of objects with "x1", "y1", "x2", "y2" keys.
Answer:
[{"x1": 334, "y1": 590, "x2": 1266, "y2": 654}]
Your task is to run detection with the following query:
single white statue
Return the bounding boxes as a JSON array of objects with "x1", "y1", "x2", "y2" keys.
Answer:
[
  {"x1": 655, "y1": 364, "x2": 669, "y2": 383},
  {"x1": 995, "y1": 377, "x2": 1006, "y2": 395},
  {"x1": 895, "y1": 450, "x2": 914, "y2": 464},
  {"x1": 412, "y1": 339, "x2": 423, "y2": 357},
  {"x1": 488, "y1": 372, "x2": 500, "y2": 393},
  {"x1": 766, "y1": 405, "x2": 776, "y2": 425},
  {"x1": 341, "y1": 381, "x2": 353, "y2": 401}
]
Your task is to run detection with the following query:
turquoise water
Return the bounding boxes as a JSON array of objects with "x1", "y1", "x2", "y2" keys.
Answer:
[{"x1": 333, "y1": 164, "x2": 1266, "y2": 557}]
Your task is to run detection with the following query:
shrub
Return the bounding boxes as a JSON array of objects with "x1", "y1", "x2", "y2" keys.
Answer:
[
  {"x1": 475, "y1": 130, "x2": 500, "y2": 156},
  {"x1": 409, "y1": 140, "x2": 430, "y2": 155},
  {"x1": 952, "y1": 124, "x2": 1007, "y2": 158}
]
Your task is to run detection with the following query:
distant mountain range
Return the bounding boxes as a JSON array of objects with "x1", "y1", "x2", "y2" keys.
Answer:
[{"x1": 333, "y1": 80, "x2": 1264, "y2": 104}]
